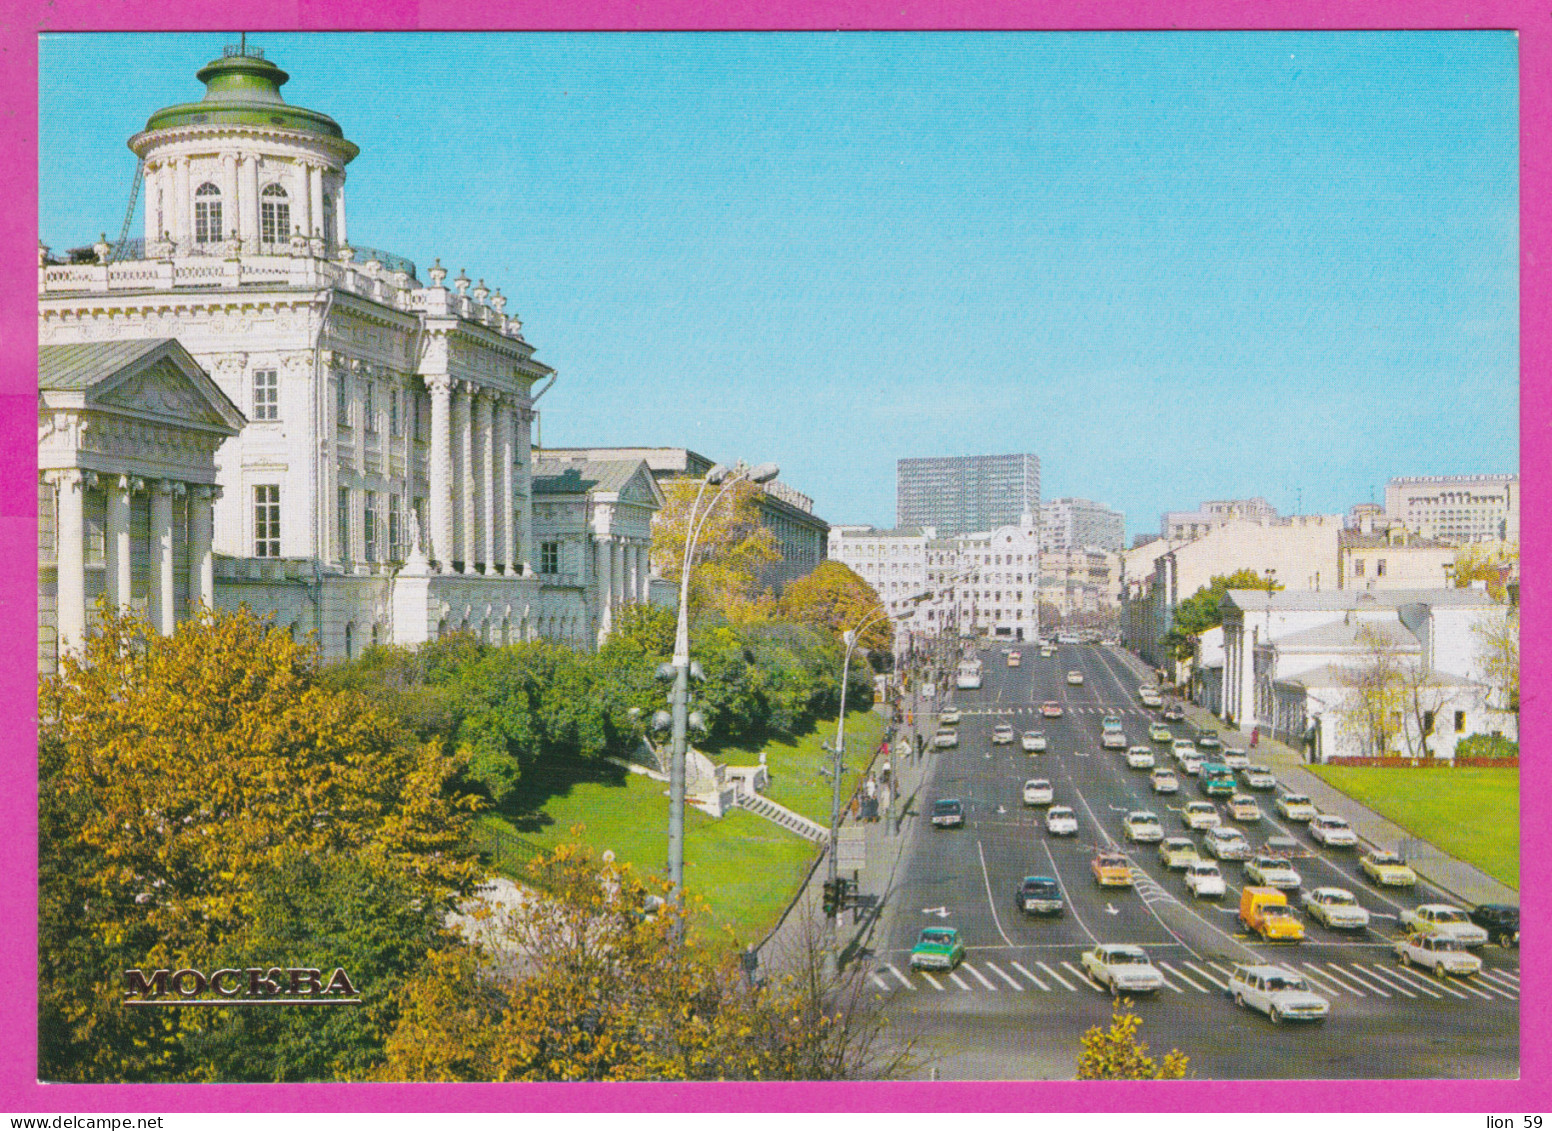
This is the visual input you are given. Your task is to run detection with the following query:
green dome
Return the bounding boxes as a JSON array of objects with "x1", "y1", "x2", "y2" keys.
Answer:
[{"x1": 138, "y1": 48, "x2": 355, "y2": 154}]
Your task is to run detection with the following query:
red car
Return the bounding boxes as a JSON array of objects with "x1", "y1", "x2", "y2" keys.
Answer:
[{"x1": 1041, "y1": 701, "x2": 1064, "y2": 718}]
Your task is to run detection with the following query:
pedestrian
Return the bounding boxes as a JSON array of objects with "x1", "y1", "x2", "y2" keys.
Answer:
[{"x1": 1251, "y1": 726, "x2": 1260, "y2": 748}]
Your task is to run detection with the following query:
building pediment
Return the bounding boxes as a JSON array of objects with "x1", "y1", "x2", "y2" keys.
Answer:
[{"x1": 39, "y1": 339, "x2": 244, "y2": 436}]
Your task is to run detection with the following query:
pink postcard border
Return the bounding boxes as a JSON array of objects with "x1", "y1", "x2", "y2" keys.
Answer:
[{"x1": 2, "y1": 0, "x2": 1541, "y2": 1113}]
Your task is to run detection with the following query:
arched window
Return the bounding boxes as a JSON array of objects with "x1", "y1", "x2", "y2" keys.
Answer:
[
  {"x1": 261, "y1": 184, "x2": 290, "y2": 246},
  {"x1": 193, "y1": 183, "x2": 222, "y2": 244}
]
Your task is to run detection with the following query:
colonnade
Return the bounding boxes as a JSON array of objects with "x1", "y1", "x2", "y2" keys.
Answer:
[
  {"x1": 145, "y1": 154, "x2": 345, "y2": 253},
  {"x1": 593, "y1": 535, "x2": 652, "y2": 639},
  {"x1": 425, "y1": 376, "x2": 531, "y2": 575}
]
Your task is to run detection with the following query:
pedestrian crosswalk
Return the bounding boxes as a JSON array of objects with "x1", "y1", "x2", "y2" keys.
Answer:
[
  {"x1": 869, "y1": 955, "x2": 1520, "y2": 1007},
  {"x1": 955, "y1": 706, "x2": 1156, "y2": 718}
]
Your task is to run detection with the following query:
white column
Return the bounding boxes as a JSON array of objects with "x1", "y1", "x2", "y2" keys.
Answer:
[
  {"x1": 595, "y1": 536, "x2": 613, "y2": 642},
  {"x1": 296, "y1": 162, "x2": 313, "y2": 242},
  {"x1": 611, "y1": 538, "x2": 625, "y2": 611},
  {"x1": 221, "y1": 153, "x2": 239, "y2": 242},
  {"x1": 240, "y1": 155, "x2": 260, "y2": 251},
  {"x1": 495, "y1": 396, "x2": 513, "y2": 574},
  {"x1": 336, "y1": 183, "x2": 348, "y2": 248},
  {"x1": 143, "y1": 163, "x2": 160, "y2": 244},
  {"x1": 149, "y1": 480, "x2": 176, "y2": 635},
  {"x1": 175, "y1": 157, "x2": 192, "y2": 249},
  {"x1": 426, "y1": 374, "x2": 453, "y2": 570},
  {"x1": 455, "y1": 382, "x2": 475, "y2": 571},
  {"x1": 190, "y1": 485, "x2": 216, "y2": 610},
  {"x1": 516, "y1": 405, "x2": 534, "y2": 573},
  {"x1": 106, "y1": 476, "x2": 133, "y2": 611},
  {"x1": 52, "y1": 471, "x2": 88, "y2": 659},
  {"x1": 477, "y1": 391, "x2": 496, "y2": 573},
  {"x1": 309, "y1": 164, "x2": 325, "y2": 242},
  {"x1": 636, "y1": 543, "x2": 650, "y2": 603}
]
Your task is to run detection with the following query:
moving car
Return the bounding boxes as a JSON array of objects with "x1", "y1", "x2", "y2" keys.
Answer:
[
  {"x1": 910, "y1": 926, "x2": 965, "y2": 971},
  {"x1": 932, "y1": 730, "x2": 960, "y2": 749},
  {"x1": 1162, "y1": 704, "x2": 1185, "y2": 722},
  {"x1": 1124, "y1": 811, "x2": 1164, "y2": 843},
  {"x1": 1022, "y1": 778, "x2": 1054, "y2": 807},
  {"x1": 1394, "y1": 933, "x2": 1482, "y2": 978},
  {"x1": 1067, "y1": 671, "x2": 1085, "y2": 686},
  {"x1": 1014, "y1": 875, "x2": 1064, "y2": 916},
  {"x1": 1242, "y1": 764, "x2": 1278, "y2": 790},
  {"x1": 1275, "y1": 793, "x2": 1318, "y2": 822},
  {"x1": 1198, "y1": 763, "x2": 1236, "y2": 796},
  {"x1": 1158, "y1": 837, "x2": 1201, "y2": 869},
  {"x1": 1172, "y1": 739, "x2": 1198, "y2": 759},
  {"x1": 992, "y1": 723, "x2": 1015, "y2": 745},
  {"x1": 1360, "y1": 850, "x2": 1418, "y2": 887},
  {"x1": 1400, "y1": 904, "x2": 1490, "y2": 947},
  {"x1": 1150, "y1": 767, "x2": 1180, "y2": 793},
  {"x1": 1203, "y1": 826, "x2": 1252, "y2": 860},
  {"x1": 938, "y1": 707, "x2": 962, "y2": 726},
  {"x1": 1041, "y1": 701, "x2": 1064, "y2": 718},
  {"x1": 1246, "y1": 854, "x2": 1302, "y2": 891},
  {"x1": 1470, "y1": 904, "x2": 1520, "y2": 948},
  {"x1": 1102, "y1": 715, "x2": 1125, "y2": 732},
  {"x1": 1149, "y1": 722, "x2": 1174, "y2": 743},
  {"x1": 1007, "y1": 651, "x2": 1022, "y2": 668},
  {"x1": 1139, "y1": 687, "x2": 1163, "y2": 708},
  {"x1": 1222, "y1": 747, "x2": 1250, "y2": 770},
  {"x1": 931, "y1": 799, "x2": 965, "y2": 828},
  {"x1": 1309, "y1": 814, "x2": 1358, "y2": 847},
  {"x1": 1178, "y1": 752, "x2": 1204, "y2": 776},
  {"x1": 1181, "y1": 801, "x2": 1221, "y2": 830},
  {"x1": 1102, "y1": 730, "x2": 1129, "y2": 750},
  {"x1": 1081, "y1": 944, "x2": 1165, "y2": 997},
  {"x1": 1021, "y1": 730, "x2": 1048, "y2": 753},
  {"x1": 1240, "y1": 886, "x2": 1305, "y2": 941},
  {"x1": 1126, "y1": 746, "x2": 1156, "y2": 769},
  {"x1": 1228, "y1": 965, "x2": 1329, "y2": 1024},
  {"x1": 1301, "y1": 887, "x2": 1370, "y2": 931},
  {"x1": 1184, "y1": 861, "x2": 1226, "y2": 898},
  {"x1": 1195, "y1": 730, "x2": 1223, "y2": 750},
  {"x1": 1227, "y1": 794, "x2": 1262, "y2": 822},
  {"x1": 1046, "y1": 806, "x2": 1079, "y2": 836},
  {"x1": 1092, "y1": 850, "x2": 1133, "y2": 886}
]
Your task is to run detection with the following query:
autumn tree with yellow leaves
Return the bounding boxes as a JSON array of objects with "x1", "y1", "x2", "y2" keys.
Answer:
[
  {"x1": 653, "y1": 475, "x2": 781, "y2": 622},
  {"x1": 1076, "y1": 1001, "x2": 1189, "y2": 1080}
]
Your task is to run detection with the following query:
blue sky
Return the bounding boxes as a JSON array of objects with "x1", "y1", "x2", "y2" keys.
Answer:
[{"x1": 39, "y1": 32, "x2": 1518, "y2": 537}]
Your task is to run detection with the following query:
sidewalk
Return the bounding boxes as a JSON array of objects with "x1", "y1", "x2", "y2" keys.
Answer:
[{"x1": 1107, "y1": 647, "x2": 1518, "y2": 906}]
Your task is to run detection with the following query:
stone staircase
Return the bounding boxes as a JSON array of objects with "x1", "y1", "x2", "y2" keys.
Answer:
[{"x1": 732, "y1": 788, "x2": 831, "y2": 844}]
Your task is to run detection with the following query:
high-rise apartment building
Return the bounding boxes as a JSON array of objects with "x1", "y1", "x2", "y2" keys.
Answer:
[
  {"x1": 1384, "y1": 475, "x2": 1519, "y2": 544},
  {"x1": 896, "y1": 453, "x2": 1040, "y2": 537},
  {"x1": 1040, "y1": 496, "x2": 1125, "y2": 553}
]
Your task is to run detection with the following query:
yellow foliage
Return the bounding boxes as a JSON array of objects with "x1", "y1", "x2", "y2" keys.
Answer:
[
  {"x1": 653, "y1": 477, "x2": 779, "y2": 620},
  {"x1": 1076, "y1": 1002, "x2": 1189, "y2": 1080}
]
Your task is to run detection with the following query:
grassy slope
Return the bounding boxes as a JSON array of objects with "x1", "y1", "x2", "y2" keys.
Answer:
[
  {"x1": 714, "y1": 709, "x2": 887, "y2": 825},
  {"x1": 1308, "y1": 765, "x2": 1519, "y2": 889}
]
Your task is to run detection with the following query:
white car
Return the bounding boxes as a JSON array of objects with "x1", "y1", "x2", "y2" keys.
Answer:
[
  {"x1": 1067, "y1": 671, "x2": 1085, "y2": 685},
  {"x1": 1226, "y1": 794, "x2": 1262, "y2": 822},
  {"x1": 1275, "y1": 793, "x2": 1318, "y2": 822},
  {"x1": 1246, "y1": 854, "x2": 1302, "y2": 890},
  {"x1": 1140, "y1": 689, "x2": 1163, "y2": 708},
  {"x1": 1183, "y1": 861, "x2": 1226, "y2": 898},
  {"x1": 1172, "y1": 739, "x2": 1198, "y2": 759},
  {"x1": 1045, "y1": 806, "x2": 1078, "y2": 836},
  {"x1": 1150, "y1": 767, "x2": 1179, "y2": 794},
  {"x1": 1308, "y1": 814, "x2": 1358, "y2": 847},
  {"x1": 1022, "y1": 778, "x2": 1055, "y2": 807},
  {"x1": 1400, "y1": 904, "x2": 1491, "y2": 947},
  {"x1": 1302, "y1": 887, "x2": 1370, "y2": 931},
  {"x1": 1081, "y1": 944, "x2": 1165, "y2": 997},
  {"x1": 1242, "y1": 764, "x2": 1277, "y2": 790},
  {"x1": 1178, "y1": 752, "x2": 1204, "y2": 776},
  {"x1": 932, "y1": 730, "x2": 959, "y2": 749},
  {"x1": 1021, "y1": 730, "x2": 1047, "y2": 753},
  {"x1": 1102, "y1": 731, "x2": 1128, "y2": 750},
  {"x1": 992, "y1": 723, "x2": 1015, "y2": 745},
  {"x1": 1221, "y1": 747, "x2": 1250, "y2": 770},
  {"x1": 1125, "y1": 746, "x2": 1156, "y2": 769},
  {"x1": 1124, "y1": 811, "x2": 1164, "y2": 843},
  {"x1": 1203, "y1": 826, "x2": 1252, "y2": 860},
  {"x1": 1394, "y1": 933, "x2": 1483, "y2": 978},
  {"x1": 938, "y1": 708, "x2": 962, "y2": 725},
  {"x1": 1181, "y1": 801, "x2": 1221, "y2": 830},
  {"x1": 1228, "y1": 965, "x2": 1330, "y2": 1024}
]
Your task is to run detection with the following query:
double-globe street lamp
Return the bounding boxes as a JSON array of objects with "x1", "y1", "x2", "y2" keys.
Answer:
[{"x1": 658, "y1": 460, "x2": 780, "y2": 912}]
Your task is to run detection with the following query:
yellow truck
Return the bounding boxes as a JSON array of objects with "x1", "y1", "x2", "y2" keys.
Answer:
[{"x1": 1239, "y1": 886, "x2": 1305, "y2": 942}]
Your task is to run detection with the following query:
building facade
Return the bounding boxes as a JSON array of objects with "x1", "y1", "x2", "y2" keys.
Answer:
[
  {"x1": 1040, "y1": 496, "x2": 1124, "y2": 553},
  {"x1": 1384, "y1": 474, "x2": 1519, "y2": 544},
  {"x1": 1159, "y1": 497, "x2": 1279, "y2": 543},
  {"x1": 896, "y1": 453, "x2": 1040, "y2": 537},
  {"x1": 38, "y1": 45, "x2": 636, "y2": 666},
  {"x1": 1038, "y1": 547, "x2": 1122, "y2": 616}
]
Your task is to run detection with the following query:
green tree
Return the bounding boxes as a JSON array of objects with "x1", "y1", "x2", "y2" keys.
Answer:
[
  {"x1": 1451, "y1": 543, "x2": 1518, "y2": 601},
  {"x1": 1076, "y1": 1002, "x2": 1189, "y2": 1080},
  {"x1": 654, "y1": 476, "x2": 780, "y2": 621},
  {"x1": 1164, "y1": 569, "x2": 1282, "y2": 659}
]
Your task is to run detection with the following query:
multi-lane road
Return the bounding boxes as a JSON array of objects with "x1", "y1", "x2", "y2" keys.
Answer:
[{"x1": 873, "y1": 642, "x2": 1518, "y2": 1080}]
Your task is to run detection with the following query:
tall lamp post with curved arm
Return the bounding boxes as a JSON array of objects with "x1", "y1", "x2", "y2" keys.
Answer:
[{"x1": 661, "y1": 460, "x2": 780, "y2": 911}]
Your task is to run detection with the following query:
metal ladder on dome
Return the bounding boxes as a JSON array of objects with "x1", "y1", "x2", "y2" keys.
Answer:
[{"x1": 108, "y1": 157, "x2": 146, "y2": 264}]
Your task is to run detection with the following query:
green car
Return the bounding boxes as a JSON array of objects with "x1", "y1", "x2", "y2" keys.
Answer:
[
  {"x1": 1149, "y1": 723, "x2": 1173, "y2": 743},
  {"x1": 909, "y1": 926, "x2": 966, "y2": 971}
]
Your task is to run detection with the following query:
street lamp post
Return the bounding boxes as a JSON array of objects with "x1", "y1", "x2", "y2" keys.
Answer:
[{"x1": 662, "y1": 460, "x2": 779, "y2": 912}]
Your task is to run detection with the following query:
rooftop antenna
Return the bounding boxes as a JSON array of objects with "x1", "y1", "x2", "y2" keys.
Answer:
[{"x1": 240, "y1": 31, "x2": 247, "y2": 54}]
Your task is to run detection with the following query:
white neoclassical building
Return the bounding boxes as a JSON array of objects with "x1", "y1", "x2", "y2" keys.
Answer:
[{"x1": 38, "y1": 44, "x2": 650, "y2": 668}]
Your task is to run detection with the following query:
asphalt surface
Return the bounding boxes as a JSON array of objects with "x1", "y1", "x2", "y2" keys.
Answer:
[{"x1": 872, "y1": 642, "x2": 1520, "y2": 1080}]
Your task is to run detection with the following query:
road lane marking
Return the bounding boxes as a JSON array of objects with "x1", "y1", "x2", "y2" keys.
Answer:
[
  {"x1": 1062, "y1": 961, "x2": 1106, "y2": 992},
  {"x1": 1159, "y1": 962, "x2": 1210, "y2": 992},
  {"x1": 1309, "y1": 963, "x2": 1370, "y2": 997},
  {"x1": 1480, "y1": 968, "x2": 1521, "y2": 991},
  {"x1": 1486, "y1": 967, "x2": 1519, "y2": 985},
  {"x1": 1447, "y1": 975, "x2": 1497, "y2": 1001},
  {"x1": 884, "y1": 964, "x2": 913, "y2": 989},
  {"x1": 1326, "y1": 963, "x2": 1392, "y2": 997},
  {"x1": 1182, "y1": 962, "x2": 1228, "y2": 991},
  {"x1": 1383, "y1": 962, "x2": 1467, "y2": 1000},
  {"x1": 947, "y1": 971, "x2": 973, "y2": 991},
  {"x1": 1359, "y1": 963, "x2": 1435, "y2": 999},
  {"x1": 983, "y1": 961, "x2": 1025, "y2": 990},
  {"x1": 962, "y1": 962, "x2": 999, "y2": 991},
  {"x1": 1467, "y1": 975, "x2": 1517, "y2": 1002},
  {"x1": 1011, "y1": 960, "x2": 1050, "y2": 990},
  {"x1": 1038, "y1": 841, "x2": 1099, "y2": 944},
  {"x1": 919, "y1": 971, "x2": 944, "y2": 991},
  {"x1": 1290, "y1": 965, "x2": 1345, "y2": 997},
  {"x1": 1207, "y1": 961, "x2": 1238, "y2": 980},
  {"x1": 1036, "y1": 962, "x2": 1076, "y2": 991},
  {"x1": 870, "y1": 973, "x2": 891, "y2": 991},
  {"x1": 975, "y1": 840, "x2": 1016, "y2": 947}
]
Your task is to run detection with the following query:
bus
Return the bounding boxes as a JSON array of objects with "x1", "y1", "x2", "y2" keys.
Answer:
[{"x1": 956, "y1": 656, "x2": 983, "y2": 690}]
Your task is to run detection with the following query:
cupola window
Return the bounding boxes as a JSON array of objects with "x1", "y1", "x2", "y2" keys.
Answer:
[
  {"x1": 261, "y1": 184, "x2": 290, "y2": 246},
  {"x1": 193, "y1": 183, "x2": 223, "y2": 244}
]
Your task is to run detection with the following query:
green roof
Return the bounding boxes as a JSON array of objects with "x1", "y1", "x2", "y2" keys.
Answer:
[
  {"x1": 532, "y1": 458, "x2": 647, "y2": 496},
  {"x1": 39, "y1": 339, "x2": 181, "y2": 390}
]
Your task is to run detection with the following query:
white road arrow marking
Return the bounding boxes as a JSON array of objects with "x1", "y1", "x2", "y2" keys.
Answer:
[
  {"x1": 1106, "y1": 903, "x2": 1119, "y2": 915},
  {"x1": 997, "y1": 805, "x2": 1007, "y2": 814},
  {"x1": 921, "y1": 906, "x2": 951, "y2": 918}
]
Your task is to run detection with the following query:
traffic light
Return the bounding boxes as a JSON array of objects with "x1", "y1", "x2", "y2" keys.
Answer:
[{"x1": 821, "y1": 879, "x2": 840, "y2": 916}]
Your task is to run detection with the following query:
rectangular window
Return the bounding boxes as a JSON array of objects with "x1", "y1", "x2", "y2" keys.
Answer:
[
  {"x1": 414, "y1": 392, "x2": 427, "y2": 441},
  {"x1": 337, "y1": 486, "x2": 351, "y2": 561},
  {"x1": 363, "y1": 383, "x2": 376, "y2": 434},
  {"x1": 389, "y1": 493, "x2": 402, "y2": 559},
  {"x1": 390, "y1": 388, "x2": 401, "y2": 436},
  {"x1": 364, "y1": 491, "x2": 378, "y2": 563},
  {"x1": 252, "y1": 369, "x2": 278, "y2": 421},
  {"x1": 1352, "y1": 559, "x2": 1364, "y2": 577},
  {"x1": 254, "y1": 485, "x2": 280, "y2": 557},
  {"x1": 194, "y1": 195, "x2": 223, "y2": 244},
  {"x1": 540, "y1": 540, "x2": 560, "y2": 574},
  {"x1": 336, "y1": 374, "x2": 350, "y2": 429},
  {"x1": 1455, "y1": 710, "x2": 1467, "y2": 734},
  {"x1": 261, "y1": 196, "x2": 290, "y2": 245},
  {"x1": 1377, "y1": 559, "x2": 1387, "y2": 577}
]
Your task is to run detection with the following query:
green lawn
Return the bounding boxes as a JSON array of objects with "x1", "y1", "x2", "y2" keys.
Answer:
[
  {"x1": 1308, "y1": 765, "x2": 1519, "y2": 889},
  {"x1": 714, "y1": 708, "x2": 887, "y2": 825},
  {"x1": 470, "y1": 713, "x2": 888, "y2": 946}
]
